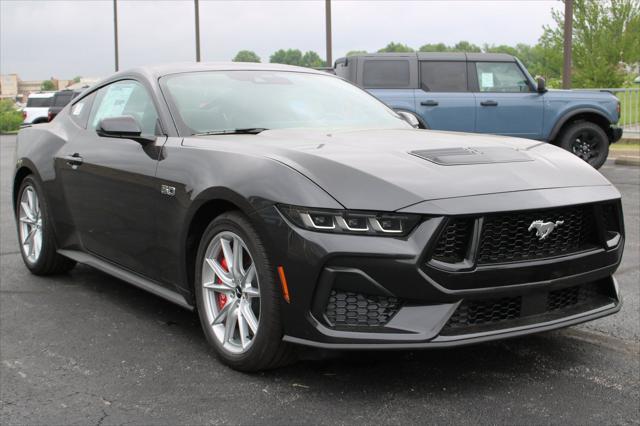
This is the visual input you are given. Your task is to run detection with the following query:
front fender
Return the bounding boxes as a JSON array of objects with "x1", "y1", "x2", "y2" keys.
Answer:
[{"x1": 546, "y1": 104, "x2": 617, "y2": 142}]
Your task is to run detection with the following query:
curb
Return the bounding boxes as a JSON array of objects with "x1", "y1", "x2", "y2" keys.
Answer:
[{"x1": 614, "y1": 156, "x2": 640, "y2": 167}]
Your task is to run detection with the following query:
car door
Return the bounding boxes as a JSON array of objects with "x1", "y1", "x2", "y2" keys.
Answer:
[
  {"x1": 413, "y1": 59, "x2": 475, "y2": 132},
  {"x1": 57, "y1": 79, "x2": 167, "y2": 279},
  {"x1": 472, "y1": 61, "x2": 544, "y2": 139}
]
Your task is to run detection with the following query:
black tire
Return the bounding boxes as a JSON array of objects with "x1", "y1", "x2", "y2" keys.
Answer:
[
  {"x1": 194, "y1": 211, "x2": 295, "y2": 372},
  {"x1": 558, "y1": 121, "x2": 609, "y2": 169},
  {"x1": 15, "y1": 175, "x2": 76, "y2": 275}
]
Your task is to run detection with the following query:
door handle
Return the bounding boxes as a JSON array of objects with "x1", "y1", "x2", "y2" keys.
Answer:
[
  {"x1": 480, "y1": 100, "x2": 498, "y2": 106},
  {"x1": 64, "y1": 153, "x2": 83, "y2": 167},
  {"x1": 421, "y1": 100, "x2": 439, "y2": 107}
]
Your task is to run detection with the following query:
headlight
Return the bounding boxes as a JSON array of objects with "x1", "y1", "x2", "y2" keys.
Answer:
[{"x1": 278, "y1": 205, "x2": 421, "y2": 237}]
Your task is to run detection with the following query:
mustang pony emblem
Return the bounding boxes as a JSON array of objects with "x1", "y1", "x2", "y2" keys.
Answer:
[{"x1": 528, "y1": 220, "x2": 564, "y2": 240}]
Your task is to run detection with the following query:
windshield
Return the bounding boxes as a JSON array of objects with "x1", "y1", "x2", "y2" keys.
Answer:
[
  {"x1": 26, "y1": 97, "x2": 52, "y2": 108},
  {"x1": 161, "y1": 70, "x2": 410, "y2": 134}
]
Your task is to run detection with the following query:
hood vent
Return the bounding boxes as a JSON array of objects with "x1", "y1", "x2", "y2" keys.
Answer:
[{"x1": 410, "y1": 147, "x2": 533, "y2": 166}]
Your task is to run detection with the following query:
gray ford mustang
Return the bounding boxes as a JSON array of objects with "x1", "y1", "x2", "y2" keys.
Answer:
[{"x1": 13, "y1": 63, "x2": 624, "y2": 371}]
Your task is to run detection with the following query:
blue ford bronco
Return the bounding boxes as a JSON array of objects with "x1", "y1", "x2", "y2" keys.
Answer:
[{"x1": 335, "y1": 52, "x2": 623, "y2": 169}]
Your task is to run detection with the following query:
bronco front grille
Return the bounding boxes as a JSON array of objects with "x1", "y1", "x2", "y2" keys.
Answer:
[
  {"x1": 324, "y1": 290, "x2": 402, "y2": 327},
  {"x1": 441, "y1": 280, "x2": 612, "y2": 335}
]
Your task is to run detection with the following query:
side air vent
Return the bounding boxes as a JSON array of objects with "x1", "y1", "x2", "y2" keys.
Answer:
[
  {"x1": 324, "y1": 290, "x2": 402, "y2": 327},
  {"x1": 431, "y1": 219, "x2": 473, "y2": 264}
]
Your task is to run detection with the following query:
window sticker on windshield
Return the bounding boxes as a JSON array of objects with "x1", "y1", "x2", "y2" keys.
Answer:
[
  {"x1": 72, "y1": 103, "x2": 83, "y2": 116},
  {"x1": 481, "y1": 72, "x2": 494, "y2": 88}
]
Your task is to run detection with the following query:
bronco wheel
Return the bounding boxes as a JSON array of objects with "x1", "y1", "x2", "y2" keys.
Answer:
[
  {"x1": 16, "y1": 175, "x2": 76, "y2": 275},
  {"x1": 559, "y1": 121, "x2": 609, "y2": 169},
  {"x1": 194, "y1": 212, "x2": 294, "y2": 371}
]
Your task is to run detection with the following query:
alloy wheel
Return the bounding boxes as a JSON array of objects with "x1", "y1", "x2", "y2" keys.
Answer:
[
  {"x1": 201, "y1": 231, "x2": 261, "y2": 354},
  {"x1": 18, "y1": 185, "x2": 43, "y2": 264},
  {"x1": 571, "y1": 129, "x2": 599, "y2": 162}
]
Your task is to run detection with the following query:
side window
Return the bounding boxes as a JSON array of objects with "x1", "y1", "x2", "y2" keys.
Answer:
[
  {"x1": 475, "y1": 62, "x2": 531, "y2": 93},
  {"x1": 88, "y1": 80, "x2": 159, "y2": 135},
  {"x1": 69, "y1": 92, "x2": 96, "y2": 129},
  {"x1": 420, "y1": 61, "x2": 467, "y2": 92},
  {"x1": 362, "y1": 60, "x2": 410, "y2": 88}
]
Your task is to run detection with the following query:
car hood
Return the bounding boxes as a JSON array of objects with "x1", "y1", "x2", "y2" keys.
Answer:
[{"x1": 185, "y1": 128, "x2": 612, "y2": 211}]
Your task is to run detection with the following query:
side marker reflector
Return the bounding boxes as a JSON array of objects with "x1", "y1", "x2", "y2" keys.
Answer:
[{"x1": 277, "y1": 266, "x2": 291, "y2": 303}]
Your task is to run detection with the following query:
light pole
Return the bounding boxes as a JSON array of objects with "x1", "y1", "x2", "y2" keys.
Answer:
[
  {"x1": 562, "y1": 0, "x2": 573, "y2": 89},
  {"x1": 113, "y1": 0, "x2": 119, "y2": 71},
  {"x1": 325, "y1": 0, "x2": 332, "y2": 67},
  {"x1": 195, "y1": 0, "x2": 201, "y2": 62}
]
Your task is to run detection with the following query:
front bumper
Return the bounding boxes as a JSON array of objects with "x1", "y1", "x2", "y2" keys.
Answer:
[
  {"x1": 610, "y1": 125, "x2": 623, "y2": 143},
  {"x1": 251, "y1": 188, "x2": 624, "y2": 349}
]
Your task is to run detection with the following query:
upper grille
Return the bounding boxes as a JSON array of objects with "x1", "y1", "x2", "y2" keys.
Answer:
[
  {"x1": 431, "y1": 219, "x2": 473, "y2": 263},
  {"x1": 324, "y1": 290, "x2": 401, "y2": 327},
  {"x1": 476, "y1": 204, "x2": 599, "y2": 264}
]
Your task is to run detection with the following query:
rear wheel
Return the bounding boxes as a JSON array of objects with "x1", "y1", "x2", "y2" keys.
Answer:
[
  {"x1": 194, "y1": 212, "x2": 294, "y2": 371},
  {"x1": 558, "y1": 121, "x2": 609, "y2": 169},
  {"x1": 16, "y1": 176, "x2": 76, "y2": 275}
]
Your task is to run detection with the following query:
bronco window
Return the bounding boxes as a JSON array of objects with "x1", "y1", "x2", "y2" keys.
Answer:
[
  {"x1": 420, "y1": 61, "x2": 467, "y2": 92},
  {"x1": 475, "y1": 62, "x2": 531, "y2": 93},
  {"x1": 362, "y1": 60, "x2": 410, "y2": 88}
]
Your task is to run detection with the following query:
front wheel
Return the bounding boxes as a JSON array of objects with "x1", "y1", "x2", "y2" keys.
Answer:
[
  {"x1": 558, "y1": 121, "x2": 609, "y2": 169},
  {"x1": 15, "y1": 175, "x2": 76, "y2": 275},
  {"x1": 194, "y1": 212, "x2": 294, "y2": 371}
]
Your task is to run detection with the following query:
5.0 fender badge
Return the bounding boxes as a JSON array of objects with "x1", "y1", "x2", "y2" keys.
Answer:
[{"x1": 161, "y1": 185, "x2": 176, "y2": 196}]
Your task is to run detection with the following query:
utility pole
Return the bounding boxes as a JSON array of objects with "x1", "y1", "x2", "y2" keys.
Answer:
[
  {"x1": 113, "y1": 0, "x2": 119, "y2": 71},
  {"x1": 325, "y1": 0, "x2": 332, "y2": 67},
  {"x1": 562, "y1": 0, "x2": 573, "y2": 89},
  {"x1": 195, "y1": 0, "x2": 201, "y2": 62}
]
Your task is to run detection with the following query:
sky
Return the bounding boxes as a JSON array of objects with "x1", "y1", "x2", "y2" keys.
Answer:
[{"x1": 0, "y1": 0, "x2": 561, "y2": 80}]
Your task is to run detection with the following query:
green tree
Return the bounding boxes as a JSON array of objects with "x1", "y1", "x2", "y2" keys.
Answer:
[
  {"x1": 72, "y1": 76, "x2": 82, "y2": 83},
  {"x1": 378, "y1": 42, "x2": 413, "y2": 53},
  {"x1": 346, "y1": 50, "x2": 367, "y2": 56},
  {"x1": 41, "y1": 80, "x2": 55, "y2": 91},
  {"x1": 0, "y1": 99, "x2": 23, "y2": 132},
  {"x1": 301, "y1": 51, "x2": 324, "y2": 68},
  {"x1": 418, "y1": 43, "x2": 448, "y2": 52},
  {"x1": 540, "y1": 0, "x2": 639, "y2": 87},
  {"x1": 451, "y1": 41, "x2": 482, "y2": 52},
  {"x1": 270, "y1": 49, "x2": 303, "y2": 65},
  {"x1": 233, "y1": 50, "x2": 261, "y2": 63}
]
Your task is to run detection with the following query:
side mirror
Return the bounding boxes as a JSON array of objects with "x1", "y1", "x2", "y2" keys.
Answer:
[
  {"x1": 96, "y1": 115, "x2": 156, "y2": 144},
  {"x1": 536, "y1": 77, "x2": 547, "y2": 93},
  {"x1": 396, "y1": 110, "x2": 420, "y2": 128}
]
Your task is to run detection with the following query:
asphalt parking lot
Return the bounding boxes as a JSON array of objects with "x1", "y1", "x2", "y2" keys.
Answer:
[{"x1": 1, "y1": 134, "x2": 638, "y2": 425}]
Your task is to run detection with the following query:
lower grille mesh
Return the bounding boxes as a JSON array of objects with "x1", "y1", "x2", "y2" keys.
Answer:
[
  {"x1": 324, "y1": 290, "x2": 401, "y2": 327},
  {"x1": 442, "y1": 282, "x2": 608, "y2": 334},
  {"x1": 445, "y1": 296, "x2": 522, "y2": 329}
]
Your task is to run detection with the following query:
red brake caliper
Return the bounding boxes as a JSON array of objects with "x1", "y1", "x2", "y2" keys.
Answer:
[{"x1": 215, "y1": 256, "x2": 229, "y2": 310}]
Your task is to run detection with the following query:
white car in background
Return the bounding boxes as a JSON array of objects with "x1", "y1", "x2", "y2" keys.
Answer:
[{"x1": 21, "y1": 92, "x2": 55, "y2": 125}]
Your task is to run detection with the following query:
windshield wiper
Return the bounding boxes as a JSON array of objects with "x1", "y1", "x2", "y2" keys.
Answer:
[{"x1": 193, "y1": 128, "x2": 268, "y2": 136}]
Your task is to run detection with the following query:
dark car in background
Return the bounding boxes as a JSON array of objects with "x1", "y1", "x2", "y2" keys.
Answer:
[
  {"x1": 335, "y1": 52, "x2": 623, "y2": 169},
  {"x1": 13, "y1": 63, "x2": 624, "y2": 371},
  {"x1": 47, "y1": 88, "x2": 85, "y2": 121}
]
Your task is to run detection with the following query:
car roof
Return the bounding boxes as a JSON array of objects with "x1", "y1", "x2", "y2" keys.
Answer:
[
  {"x1": 28, "y1": 92, "x2": 56, "y2": 98},
  {"x1": 127, "y1": 62, "x2": 328, "y2": 79},
  {"x1": 336, "y1": 52, "x2": 516, "y2": 62}
]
